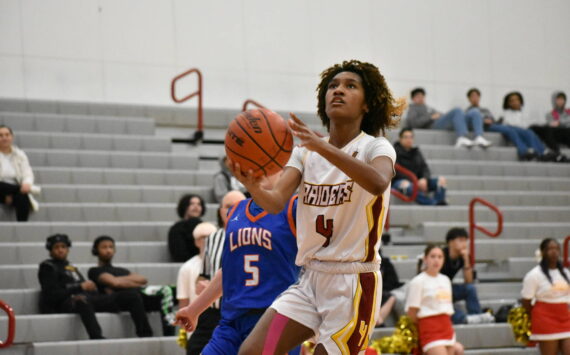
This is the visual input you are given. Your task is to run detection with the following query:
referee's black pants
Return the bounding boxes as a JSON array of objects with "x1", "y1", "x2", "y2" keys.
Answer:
[{"x1": 186, "y1": 307, "x2": 221, "y2": 355}]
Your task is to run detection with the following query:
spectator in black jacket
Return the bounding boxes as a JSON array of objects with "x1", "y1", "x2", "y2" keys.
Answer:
[
  {"x1": 393, "y1": 128, "x2": 448, "y2": 205},
  {"x1": 38, "y1": 234, "x2": 105, "y2": 339},
  {"x1": 168, "y1": 194, "x2": 206, "y2": 262}
]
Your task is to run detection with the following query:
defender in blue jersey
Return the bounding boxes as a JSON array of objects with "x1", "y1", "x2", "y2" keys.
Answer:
[{"x1": 175, "y1": 195, "x2": 300, "y2": 355}]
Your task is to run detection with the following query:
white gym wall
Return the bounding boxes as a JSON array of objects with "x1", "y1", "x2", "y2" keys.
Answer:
[{"x1": 1, "y1": 0, "x2": 569, "y2": 121}]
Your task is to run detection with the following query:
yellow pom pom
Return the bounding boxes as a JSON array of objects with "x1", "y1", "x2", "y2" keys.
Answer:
[
  {"x1": 177, "y1": 328, "x2": 187, "y2": 349},
  {"x1": 508, "y1": 307, "x2": 531, "y2": 345},
  {"x1": 372, "y1": 315, "x2": 418, "y2": 354}
]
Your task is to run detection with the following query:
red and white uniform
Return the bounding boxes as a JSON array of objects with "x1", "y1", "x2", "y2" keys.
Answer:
[
  {"x1": 271, "y1": 132, "x2": 395, "y2": 354},
  {"x1": 521, "y1": 266, "x2": 570, "y2": 341},
  {"x1": 405, "y1": 272, "x2": 455, "y2": 353}
]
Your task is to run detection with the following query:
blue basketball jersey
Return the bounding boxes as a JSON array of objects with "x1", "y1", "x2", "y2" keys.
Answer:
[{"x1": 221, "y1": 196, "x2": 300, "y2": 322}]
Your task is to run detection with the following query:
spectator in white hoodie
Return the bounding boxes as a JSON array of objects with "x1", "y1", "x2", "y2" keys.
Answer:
[{"x1": 0, "y1": 125, "x2": 39, "y2": 221}]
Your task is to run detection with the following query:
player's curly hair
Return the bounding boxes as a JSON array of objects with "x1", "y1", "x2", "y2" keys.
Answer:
[{"x1": 316, "y1": 60, "x2": 406, "y2": 137}]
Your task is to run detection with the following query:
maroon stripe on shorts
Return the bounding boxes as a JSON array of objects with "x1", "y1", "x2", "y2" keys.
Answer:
[
  {"x1": 364, "y1": 196, "x2": 384, "y2": 262},
  {"x1": 346, "y1": 272, "x2": 377, "y2": 354}
]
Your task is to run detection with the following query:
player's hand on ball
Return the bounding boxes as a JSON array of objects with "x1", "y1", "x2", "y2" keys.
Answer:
[
  {"x1": 174, "y1": 306, "x2": 198, "y2": 332},
  {"x1": 226, "y1": 159, "x2": 263, "y2": 189},
  {"x1": 288, "y1": 113, "x2": 323, "y2": 152}
]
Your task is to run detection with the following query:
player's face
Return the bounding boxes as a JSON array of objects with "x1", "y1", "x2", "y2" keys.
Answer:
[
  {"x1": 325, "y1": 71, "x2": 368, "y2": 122},
  {"x1": 97, "y1": 240, "x2": 115, "y2": 262},
  {"x1": 424, "y1": 247, "x2": 444, "y2": 273},
  {"x1": 50, "y1": 242, "x2": 69, "y2": 261},
  {"x1": 186, "y1": 197, "x2": 203, "y2": 219},
  {"x1": 0, "y1": 127, "x2": 13, "y2": 151},
  {"x1": 468, "y1": 92, "x2": 480, "y2": 107}
]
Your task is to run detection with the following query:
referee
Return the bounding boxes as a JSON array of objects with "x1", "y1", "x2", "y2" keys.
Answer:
[{"x1": 186, "y1": 190, "x2": 246, "y2": 355}]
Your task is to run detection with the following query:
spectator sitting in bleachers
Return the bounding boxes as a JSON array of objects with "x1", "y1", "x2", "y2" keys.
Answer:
[
  {"x1": 177, "y1": 222, "x2": 218, "y2": 310},
  {"x1": 521, "y1": 238, "x2": 570, "y2": 353},
  {"x1": 89, "y1": 235, "x2": 175, "y2": 336},
  {"x1": 168, "y1": 194, "x2": 206, "y2": 262},
  {"x1": 213, "y1": 156, "x2": 247, "y2": 203},
  {"x1": 393, "y1": 128, "x2": 448, "y2": 206},
  {"x1": 38, "y1": 234, "x2": 108, "y2": 339},
  {"x1": 0, "y1": 124, "x2": 40, "y2": 221},
  {"x1": 441, "y1": 228, "x2": 495, "y2": 325},
  {"x1": 467, "y1": 88, "x2": 546, "y2": 161},
  {"x1": 404, "y1": 87, "x2": 492, "y2": 149},
  {"x1": 502, "y1": 91, "x2": 568, "y2": 162},
  {"x1": 39, "y1": 234, "x2": 156, "y2": 338}
]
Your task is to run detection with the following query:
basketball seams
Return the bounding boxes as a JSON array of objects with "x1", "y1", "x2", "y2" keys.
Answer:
[
  {"x1": 225, "y1": 109, "x2": 292, "y2": 177},
  {"x1": 258, "y1": 109, "x2": 293, "y2": 153},
  {"x1": 237, "y1": 113, "x2": 284, "y2": 169},
  {"x1": 225, "y1": 144, "x2": 267, "y2": 176}
]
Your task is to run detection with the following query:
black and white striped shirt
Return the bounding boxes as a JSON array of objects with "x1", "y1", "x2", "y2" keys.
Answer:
[{"x1": 201, "y1": 228, "x2": 225, "y2": 309}]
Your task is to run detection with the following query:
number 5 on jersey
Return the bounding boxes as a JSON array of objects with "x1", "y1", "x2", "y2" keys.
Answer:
[
  {"x1": 316, "y1": 215, "x2": 333, "y2": 247},
  {"x1": 244, "y1": 254, "x2": 259, "y2": 286}
]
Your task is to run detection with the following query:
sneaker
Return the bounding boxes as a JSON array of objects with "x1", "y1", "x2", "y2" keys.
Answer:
[
  {"x1": 455, "y1": 136, "x2": 474, "y2": 149},
  {"x1": 466, "y1": 312, "x2": 495, "y2": 324},
  {"x1": 473, "y1": 135, "x2": 492, "y2": 148}
]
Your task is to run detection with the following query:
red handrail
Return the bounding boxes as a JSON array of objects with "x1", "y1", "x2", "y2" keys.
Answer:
[
  {"x1": 563, "y1": 235, "x2": 570, "y2": 268},
  {"x1": 469, "y1": 197, "x2": 503, "y2": 267},
  {"x1": 390, "y1": 164, "x2": 419, "y2": 202},
  {"x1": 171, "y1": 68, "x2": 203, "y2": 132},
  {"x1": 242, "y1": 99, "x2": 266, "y2": 111},
  {"x1": 0, "y1": 300, "x2": 15, "y2": 348}
]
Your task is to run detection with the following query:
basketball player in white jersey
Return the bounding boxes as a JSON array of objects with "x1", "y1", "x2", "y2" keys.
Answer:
[{"x1": 231, "y1": 60, "x2": 405, "y2": 355}]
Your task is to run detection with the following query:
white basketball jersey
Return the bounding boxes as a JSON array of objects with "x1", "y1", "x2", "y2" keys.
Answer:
[{"x1": 286, "y1": 132, "x2": 395, "y2": 266}]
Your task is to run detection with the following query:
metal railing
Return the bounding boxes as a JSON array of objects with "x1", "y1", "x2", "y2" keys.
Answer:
[
  {"x1": 242, "y1": 99, "x2": 266, "y2": 111},
  {"x1": 390, "y1": 164, "x2": 419, "y2": 203},
  {"x1": 563, "y1": 235, "x2": 570, "y2": 268},
  {"x1": 469, "y1": 197, "x2": 503, "y2": 267},
  {"x1": 171, "y1": 68, "x2": 204, "y2": 143},
  {"x1": 0, "y1": 300, "x2": 15, "y2": 348}
]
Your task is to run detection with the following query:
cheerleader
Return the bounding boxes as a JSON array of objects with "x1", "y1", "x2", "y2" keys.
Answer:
[
  {"x1": 406, "y1": 245, "x2": 464, "y2": 355},
  {"x1": 521, "y1": 238, "x2": 570, "y2": 355}
]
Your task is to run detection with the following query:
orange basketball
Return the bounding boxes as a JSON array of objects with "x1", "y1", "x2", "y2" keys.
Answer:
[{"x1": 225, "y1": 108, "x2": 293, "y2": 177}]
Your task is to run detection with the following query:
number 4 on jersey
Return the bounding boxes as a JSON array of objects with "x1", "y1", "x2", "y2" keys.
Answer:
[{"x1": 315, "y1": 215, "x2": 333, "y2": 247}]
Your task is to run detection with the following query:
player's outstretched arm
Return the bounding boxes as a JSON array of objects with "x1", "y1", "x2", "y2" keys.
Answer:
[
  {"x1": 288, "y1": 113, "x2": 392, "y2": 196},
  {"x1": 174, "y1": 269, "x2": 223, "y2": 332},
  {"x1": 228, "y1": 163, "x2": 301, "y2": 214}
]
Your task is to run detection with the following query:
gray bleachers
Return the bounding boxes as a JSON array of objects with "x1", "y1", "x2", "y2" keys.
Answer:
[
  {"x1": 422, "y1": 222, "x2": 570, "y2": 241},
  {"x1": 0, "y1": 112, "x2": 155, "y2": 135},
  {"x1": 38, "y1": 184, "x2": 213, "y2": 203},
  {"x1": 1, "y1": 98, "x2": 568, "y2": 353},
  {"x1": 26, "y1": 202, "x2": 218, "y2": 222},
  {"x1": 25, "y1": 149, "x2": 198, "y2": 170},
  {"x1": 0, "y1": 313, "x2": 164, "y2": 343},
  {"x1": 0, "y1": 242, "x2": 170, "y2": 265},
  {"x1": 34, "y1": 167, "x2": 214, "y2": 186},
  {"x1": 13, "y1": 131, "x2": 171, "y2": 152},
  {"x1": 0, "y1": 222, "x2": 172, "y2": 242},
  {"x1": 0, "y1": 263, "x2": 180, "y2": 289}
]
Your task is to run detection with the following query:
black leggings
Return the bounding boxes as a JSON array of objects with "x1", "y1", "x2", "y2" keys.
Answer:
[
  {"x1": 530, "y1": 125, "x2": 570, "y2": 153},
  {"x1": 53, "y1": 290, "x2": 153, "y2": 339},
  {"x1": 0, "y1": 181, "x2": 31, "y2": 221}
]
